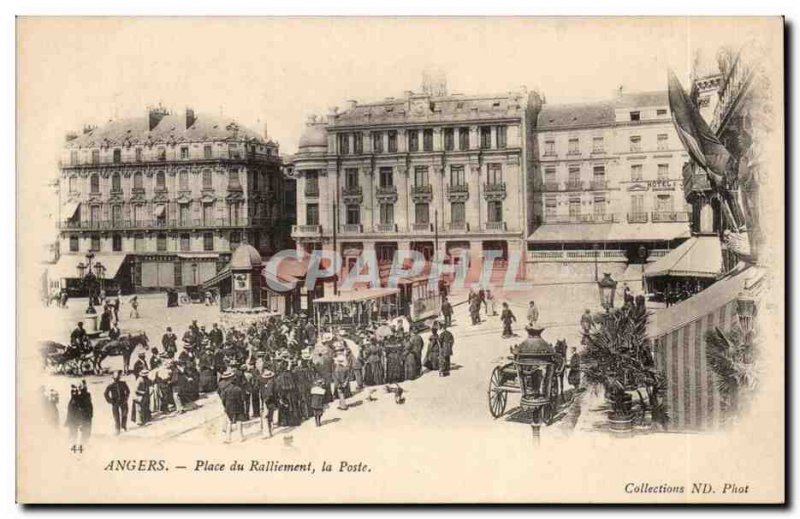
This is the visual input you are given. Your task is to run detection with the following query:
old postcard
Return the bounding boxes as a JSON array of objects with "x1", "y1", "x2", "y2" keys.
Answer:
[{"x1": 16, "y1": 16, "x2": 785, "y2": 503}]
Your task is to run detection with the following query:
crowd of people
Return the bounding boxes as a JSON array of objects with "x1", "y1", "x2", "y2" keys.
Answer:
[{"x1": 46, "y1": 308, "x2": 460, "y2": 445}]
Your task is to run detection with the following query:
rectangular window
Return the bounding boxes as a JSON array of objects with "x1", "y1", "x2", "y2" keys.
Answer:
[
  {"x1": 346, "y1": 205, "x2": 360, "y2": 225},
  {"x1": 414, "y1": 166, "x2": 429, "y2": 187},
  {"x1": 90, "y1": 174, "x2": 100, "y2": 193},
  {"x1": 180, "y1": 233, "x2": 191, "y2": 252},
  {"x1": 228, "y1": 169, "x2": 241, "y2": 189},
  {"x1": 458, "y1": 128, "x2": 469, "y2": 150},
  {"x1": 568, "y1": 138, "x2": 579, "y2": 154},
  {"x1": 372, "y1": 132, "x2": 383, "y2": 153},
  {"x1": 113, "y1": 149, "x2": 121, "y2": 163},
  {"x1": 306, "y1": 204, "x2": 319, "y2": 226},
  {"x1": 157, "y1": 147, "x2": 167, "y2": 161},
  {"x1": 379, "y1": 167, "x2": 393, "y2": 188},
  {"x1": 204, "y1": 145, "x2": 213, "y2": 159},
  {"x1": 631, "y1": 194, "x2": 645, "y2": 215},
  {"x1": 415, "y1": 203, "x2": 429, "y2": 224},
  {"x1": 157, "y1": 233, "x2": 167, "y2": 252},
  {"x1": 135, "y1": 148, "x2": 142, "y2": 162},
  {"x1": 338, "y1": 134, "x2": 350, "y2": 155},
  {"x1": 90, "y1": 235, "x2": 101, "y2": 252},
  {"x1": 202, "y1": 202, "x2": 214, "y2": 224},
  {"x1": 450, "y1": 165, "x2": 465, "y2": 186},
  {"x1": 353, "y1": 133, "x2": 363, "y2": 154},
  {"x1": 568, "y1": 199, "x2": 581, "y2": 219},
  {"x1": 488, "y1": 201, "x2": 503, "y2": 222},
  {"x1": 594, "y1": 196, "x2": 606, "y2": 215},
  {"x1": 69, "y1": 235, "x2": 79, "y2": 252},
  {"x1": 487, "y1": 164, "x2": 502, "y2": 185},
  {"x1": 408, "y1": 130, "x2": 419, "y2": 152},
  {"x1": 345, "y1": 168, "x2": 359, "y2": 189},
  {"x1": 91, "y1": 150, "x2": 100, "y2": 164},
  {"x1": 423, "y1": 129, "x2": 433, "y2": 151},
  {"x1": 568, "y1": 166, "x2": 581, "y2": 187},
  {"x1": 112, "y1": 234, "x2": 122, "y2": 252},
  {"x1": 657, "y1": 134, "x2": 668, "y2": 151},
  {"x1": 111, "y1": 205, "x2": 122, "y2": 225},
  {"x1": 657, "y1": 109, "x2": 667, "y2": 116},
  {"x1": 133, "y1": 173, "x2": 144, "y2": 190},
  {"x1": 306, "y1": 171, "x2": 319, "y2": 194},
  {"x1": 630, "y1": 111, "x2": 641, "y2": 121},
  {"x1": 593, "y1": 165, "x2": 605, "y2": 180},
  {"x1": 630, "y1": 135, "x2": 642, "y2": 152},
  {"x1": 111, "y1": 174, "x2": 121, "y2": 192},
  {"x1": 90, "y1": 205, "x2": 100, "y2": 223},
  {"x1": 496, "y1": 126, "x2": 507, "y2": 149},
  {"x1": 658, "y1": 163, "x2": 669, "y2": 180},
  {"x1": 203, "y1": 232, "x2": 214, "y2": 251},
  {"x1": 544, "y1": 140, "x2": 555, "y2": 155},
  {"x1": 444, "y1": 128, "x2": 454, "y2": 151},
  {"x1": 545, "y1": 198, "x2": 557, "y2": 217},
  {"x1": 179, "y1": 204, "x2": 190, "y2": 225},
  {"x1": 228, "y1": 143, "x2": 241, "y2": 159},
  {"x1": 180, "y1": 146, "x2": 189, "y2": 159},
  {"x1": 379, "y1": 203, "x2": 394, "y2": 224},
  {"x1": 544, "y1": 167, "x2": 556, "y2": 184},
  {"x1": 480, "y1": 127, "x2": 491, "y2": 149},
  {"x1": 388, "y1": 131, "x2": 397, "y2": 152},
  {"x1": 451, "y1": 202, "x2": 465, "y2": 223},
  {"x1": 592, "y1": 137, "x2": 604, "y2": 153},
  {"x1": 656, "y1": 194, "x2": 673, "y2": 212},
  {"x1": 70, "y1": 150, "x2": 78, "y2": 165},
  {"x1": 134, "y1": 234, "x2": 146, "y2": 252},
  {"x1": 631, "y1": 164, "x2": 643, "y2": 181},
  {"x1": 380, "y1": 204, "x2": 394, "y2": 225},
  {"x1": 202, "y1": 169, "x2": 213, "y2": 189}
]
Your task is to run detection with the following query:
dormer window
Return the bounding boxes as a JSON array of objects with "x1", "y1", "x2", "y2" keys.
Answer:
[{"x1": 630, "y1": 111, "x2": 641, "y2": 122}]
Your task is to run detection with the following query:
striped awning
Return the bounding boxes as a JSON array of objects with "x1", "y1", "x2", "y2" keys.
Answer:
[
  {"x1": 62, "y1": 201, "x2": 80, "y2": 219},
  {"x1": 644, "y1": 235, "x2": 723, "y2": 279}
]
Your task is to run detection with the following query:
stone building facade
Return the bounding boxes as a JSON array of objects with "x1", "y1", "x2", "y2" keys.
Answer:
[
  {"x1": 289, "y1": 87, "x2": 543, "y2": 279},
  {"x1": 527, "y1": 91, "x2": 692, "y2": 283},
  {"x1": 54, "y1": 106, "x2": 287, "y2": 293}
]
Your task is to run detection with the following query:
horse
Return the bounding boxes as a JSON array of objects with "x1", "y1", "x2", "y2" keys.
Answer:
[
  {"x1": 553, "y1": 339, "x2": 569, "y2": 402},
  {"x1": 92, "y1": 331, "x2": 149, "y2": 374}
]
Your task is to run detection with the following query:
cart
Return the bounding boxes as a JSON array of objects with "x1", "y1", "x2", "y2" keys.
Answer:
[
  {"x1": 180, "y1": 285, "x2": 207, "y2": 304},
  {"x1": 487, "y1": 328, "x2": 563, "y2": 426}
]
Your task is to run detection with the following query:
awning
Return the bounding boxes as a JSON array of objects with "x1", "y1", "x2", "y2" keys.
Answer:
[
  {"x1": 644, "y1": 235, "x2": 722, "y2": 279},
  {"x1": 153, "y1": 204, "x2": 166, "y2": 218},
  {"x1": 62, "y1": 201, "x2": 80, "y2": 219},
  {"x1": 647, "y1": 264, "x2": 759, "y2": 338},
  {"x1": 49, "y1": 253, "x2": 128, "y2": 280},
  {"x1": 527, "y1": 223, "x2": 691, "y2": 243},
  {"x1": 342, "y1": 248, "x2": 362, "y2": 257},
  {"x1": 201, "y1": 266, "x2": 231, "y2": 289}
]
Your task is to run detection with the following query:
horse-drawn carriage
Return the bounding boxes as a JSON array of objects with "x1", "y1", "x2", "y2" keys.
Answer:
[
  {"x1": 487, "y1": 329, "x2": 568, "y2": 426},
  {"x1": 39, "y1": 331, "x2": 149, "y2": 376}
]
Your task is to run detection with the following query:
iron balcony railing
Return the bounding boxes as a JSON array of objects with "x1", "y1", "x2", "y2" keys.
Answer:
[
  {"x1": 411, "y1": 184, "x2": 433, "y2": 195},
  {"x1": 589, "y1": 179, "x2": 608, "y2": 190},
  {"x1": 376, "y1": 185, "x2": 397, "y2": 196},
  {"x1": 627, "y1": 212, "x2": 649, "y2": 224},
  {"x1": 304, "y1": 185, "x2": 320, "y2": 197},
  {"x1": 448, "y1": 222, "x2": 469, "y2": 231},
  {"x1": 483, "y1": 182, "x2": 506, "y2": 194},
  {"x1": 59, "y1": 218, "x2": 253, "y2": 231},
  {"x1": 565, "y1": 180, "x2": 584, "y2": 191},
  {"x1": 412, "y1": 222, "x2": 432, "y2": 232},
  {"x1": 292, "y1": 224, "x2": 322, "y2": 235},
  {"x1": 542, "y1": 181, "x2": 561, "y2": 192},
  {"x1": 651, "y1": 211, "x2": 690, "y2": 223},
  {"x1": 544, "y1": 214, "x2": 618, "y2": 224},
  {"x1": 341, "y1": 185, "x2": 362, "y2": 197},
  {"x1": 484, "y1": 221, "x2": 507, "y2": 231},
  {"x1": 340, "y1": 224, "x2": 363, "y2": 233},
  {"x1": 447, "y1": 184, "x2": 469, "y2": 194},
  {"x1": 375, "y1": 223, "x2": 397, "y2": 232}
]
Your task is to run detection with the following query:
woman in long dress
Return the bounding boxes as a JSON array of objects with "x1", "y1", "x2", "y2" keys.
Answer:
[
  {"x1": 384, "y1": 343, "x2": 404, "y2": 384},
  {"x1": 362, "y1": 342, "x2": 384, "y2": 386},
  {"x1": 403, "y1": 343, "x2": 418, "y2": 381},
  {"x1": 423, "y1": 330, "x2": 440, "y2": 371},
  {"x1": 275, "y1": 361, "x2": 303, "y2": 427}
]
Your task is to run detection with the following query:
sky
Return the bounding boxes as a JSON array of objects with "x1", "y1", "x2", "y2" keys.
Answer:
[{"x1": 17, "y1": 17, "x2": 781, "y2": 241}]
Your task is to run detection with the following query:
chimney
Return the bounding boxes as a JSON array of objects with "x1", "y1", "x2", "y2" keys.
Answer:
[
  {"x1": 185, "y1": 107, "x2": 196, "y2": 129},
  {"x1": 148, "y1": 104, "x2": 169, "y2": 131}
]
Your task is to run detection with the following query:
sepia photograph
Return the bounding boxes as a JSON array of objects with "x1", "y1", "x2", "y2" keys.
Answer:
[{"x1": 14, "y1": 15, "x2": 785, "y2": 504}]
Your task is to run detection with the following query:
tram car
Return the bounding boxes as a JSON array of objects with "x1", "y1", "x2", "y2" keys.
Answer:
[
  {"x1": 396, "y1": 275, "x2": 441, "y2": 323},
  {"x1": 312, "y1": 288, "x2": 401, "y2": 330}
]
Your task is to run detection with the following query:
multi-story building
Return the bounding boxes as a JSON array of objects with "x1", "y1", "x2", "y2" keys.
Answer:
[
  {"x1": 527, "y1": 91, "x2": 692, "y2": 282},
  {"x1": 289, "y1": 85, "x2": 543, "y2": 280},
  {"x1": 52, "y1": 106, "x2": 287, "y2": 293}
]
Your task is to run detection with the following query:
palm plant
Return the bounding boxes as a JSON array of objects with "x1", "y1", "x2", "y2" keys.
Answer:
[
  {"x1": 704, "y1": 325, "x2": 758, "y2": 416},
  {"x1": 580, "y1": 302, "x2": 668, "y2": 426}
]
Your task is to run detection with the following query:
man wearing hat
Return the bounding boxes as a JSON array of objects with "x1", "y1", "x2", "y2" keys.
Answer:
[
  {"x1": 441, "y1": 297, "x2": 453, "y2": 328},
  {"x1": 409, "y1": 328, "x2": 424, "y2": 378},
  {"x1": 209, "y1": 323, "x2": 224, "y2": 349},
  {"x1": 218, "y1": 369, "x2": 246, "y2": 443},
  {"x1": 259, "y1": 368, "x2": 277, "y2": 438},
  {"x1": 161, "y1": 327, "x2": 177, "y2": 358},
  {"x1": 104, "y1": 370, "x2": 130, "y2": 435},
  {"x1": 132, "y1": 370, "x2": 152, "y2": 426},
  {"x1": 501, "y1": 302, "x2": 517, "y2": 338},
  {"x1": 438, "y1": 320, "x2": 455, "y2": 377},
  {"x1": 332, "y1": 349, "x2": 350, "y2": 411},
  {"x1": 132, "y1": 352, "x2": 149, "y2": 379}
]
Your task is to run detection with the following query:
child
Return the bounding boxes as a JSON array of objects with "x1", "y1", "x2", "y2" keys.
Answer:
[{"x1": 310, "y1": 378, "x2": 327, "y2": 427}]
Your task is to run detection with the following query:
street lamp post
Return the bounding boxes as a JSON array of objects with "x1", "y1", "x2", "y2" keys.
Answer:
[
  {"x1": 192, "y1": 262, "x2": 198, "y2": 286},
  {"x1": 593, "y1": 243, "x2": 599, "y2": 282},
  {"x1": 78, "y1": 251, "x2": 98, "y2": 315},
  {"x1": 638, "y1": 246, "x2": 647, "y2": 292}
]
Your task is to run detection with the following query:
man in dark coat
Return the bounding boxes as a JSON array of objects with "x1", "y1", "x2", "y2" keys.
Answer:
[
  {"x1": 275, "y1": 361, "x2": 302, "y2": 426},
  {"x1": 259, "y1": 369, "x2": 278, "y2": 438},
  {"x1": 424, "y1": 327, "x2": 440, "y2": 371},
  {"x1": 441, "y1": 298, "x2": 453, "y2": 328},
  {"x1": 161, "y1": 327, "x2": 178, "y2": 358},
  {"x1": 409, "y1": 330, "x2": 424, "y2": 377},
  {"x1": 66, "y1": 381, "x2": 93, "y2": 445},
  {"x1": 567, "y1": 347, "x2": 582, "y2": 389},
  {"x1": 70, "y1": 321, "x2": 87, "y2": 348},
  {"x1": 208, "y1": 323, "x2": 224, "y2": 349},
  {"x1": 500, "y1": 302, "x2": 516, "y2": 338},
  {"x1": 438, "y1": 322, "x2": 454, "y2": 377},
  {"x1": 104, "y1": 370, "x2": 130, "y2": 435},
  {"x1": 218, "y1": 369, "x2": 246, "y2": 443},
  {"x1": 132, "y1": 352, "x2": 148, "y2": 379}
]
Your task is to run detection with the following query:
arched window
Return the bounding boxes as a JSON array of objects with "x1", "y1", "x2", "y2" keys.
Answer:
[
  {"x1": 111, "y1": 172, "x2": 121, "y2": 192},
  {"x1": 90, "y1": 174, "x2": 100, "y2": 193}
]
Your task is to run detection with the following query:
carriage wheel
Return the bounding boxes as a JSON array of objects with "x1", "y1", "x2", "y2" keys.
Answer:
[
  {"x1": 180, "y1": 295, "x2": 190, "y2": 304},
  {"x1": 488, "y1": 366, "x2": 508, "y2": 418}
]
